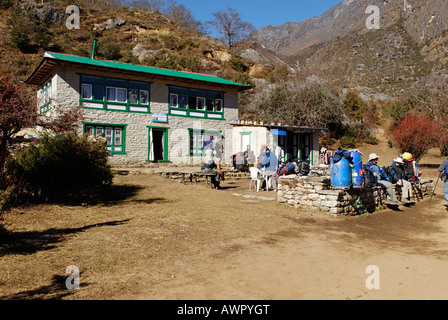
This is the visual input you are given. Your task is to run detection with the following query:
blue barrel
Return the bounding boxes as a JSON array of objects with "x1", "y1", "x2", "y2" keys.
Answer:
[
  {"x1": 351, "y1": 151, "x2": 363, "y2": 188},
  {"x1": 331, "y1": 157, "x2": 352, "y2": 189}
]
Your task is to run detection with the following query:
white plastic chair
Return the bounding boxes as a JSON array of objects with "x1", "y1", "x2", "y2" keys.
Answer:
[{"x1": 249, "y1": 167, "x2": 264, "y2": 192}]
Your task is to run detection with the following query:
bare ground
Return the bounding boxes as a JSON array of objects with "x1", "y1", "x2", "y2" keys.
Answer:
[{"x1": 1, "y1": 157, "x2": 448, "y2": 300}]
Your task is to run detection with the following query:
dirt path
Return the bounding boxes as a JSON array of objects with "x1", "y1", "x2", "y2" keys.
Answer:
[{"x1": 132, "y1": 174, "x2": 448, "y2": 300}]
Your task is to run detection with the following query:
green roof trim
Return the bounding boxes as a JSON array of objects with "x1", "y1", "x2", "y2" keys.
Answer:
[{"x1": 36, "y1": 52, "x2": 251, "y2": 89}]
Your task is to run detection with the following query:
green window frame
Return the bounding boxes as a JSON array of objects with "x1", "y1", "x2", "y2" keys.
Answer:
[
  {"x1": 39, "y1": 81, "x2": 52, "y2": 115},
  {"x1": 79, "y1": 74, "x2": 151, "y2": 114},
  {"x1": 83, "y1": 123, "x2": 127, "y2": 155},
  {"x1": 168, "y1": 85, "x2": 225, "y2": 120},
  {"x1": 188, "y1": 128, "x2": 221, "y2": 157}
]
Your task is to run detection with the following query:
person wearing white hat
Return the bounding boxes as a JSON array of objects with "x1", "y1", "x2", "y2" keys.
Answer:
[
  {"x1": 390, "y1": 157, "x2": 413, "y2": 204},
  {"x1": 365, "y1": 153, "x2": 401, "y2": 206}
]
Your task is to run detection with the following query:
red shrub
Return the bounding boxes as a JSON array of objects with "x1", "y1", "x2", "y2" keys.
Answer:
[{"x1": 392, "y1": 114, "x2": 444, "y2": 161}]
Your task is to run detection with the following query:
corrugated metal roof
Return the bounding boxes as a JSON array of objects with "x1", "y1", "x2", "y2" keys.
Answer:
[{"x1": 25, "y1": 52, "x2": 252, "y2": 90}]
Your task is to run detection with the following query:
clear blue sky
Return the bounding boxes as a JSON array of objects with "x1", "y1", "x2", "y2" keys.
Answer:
[{"x1": 172, "y1": 0, "x2": 342, "y2": 29}]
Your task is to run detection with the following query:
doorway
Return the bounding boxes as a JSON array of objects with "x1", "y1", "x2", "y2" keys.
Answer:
[{"x1": 148, "y1": 127, "x2": 169, "y2": 162}]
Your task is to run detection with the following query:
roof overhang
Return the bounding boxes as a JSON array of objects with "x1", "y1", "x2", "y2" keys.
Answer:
[
  {"x1": 231, "y1": 123, "x2": 328, "y2": 134},
  {"x1": 25, "y1": 52, "x2": 253, "y2": 92}
]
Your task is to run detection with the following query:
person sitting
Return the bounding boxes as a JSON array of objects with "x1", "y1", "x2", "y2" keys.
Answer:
[
  {"x1": 365, "y1": 153, "x2": 400, "y2": 206},
  {"x1": 235, "y1": 151, "x2": 248, "y2": 172},
  {"x1": 390, "y1": 157, "x2": 413, "y2": 204},
  {"x1": 201, "y1": 158, "x2": 224, "y2": 189},
  {"x1": 258, "y1": 147, "x2": 279, "y2": 192}
]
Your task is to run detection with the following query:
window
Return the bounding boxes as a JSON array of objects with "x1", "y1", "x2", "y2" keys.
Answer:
[
  {"x1": 82, "y1": 84, "x2": 92, "y2": 100},
  {"x1": 107, "y1": 87, "x2": 127, "y2": 103},
  {"x1": 189, "y1": 129, "x2": 220, "y2": 157},
  {"x1": 84, "y1": 124, "x2": 126, "y2": 155},
  {"x1": 196, "y1": 97, "x2": 206, "y2": 110},
  {"x1": 169, "y1": 86, "x2": 225, "y2": 119},
  {"x1": 170, "y1": 93, "x2": 178, "y2": 108},
  {"x1": 80, "y1": 75, "x2": 150, "y2": 113},
  {"x1": 39, "y1": 81, "x2": 52, "y2": 114}
]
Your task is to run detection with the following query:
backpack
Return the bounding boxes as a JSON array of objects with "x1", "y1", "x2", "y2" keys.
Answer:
[
  {"x1": 403, "y1": 159, "x2": 418, "y2": 181},
  {"x1": 297, "y1": 160, "x2": 310, "y2": 175}
]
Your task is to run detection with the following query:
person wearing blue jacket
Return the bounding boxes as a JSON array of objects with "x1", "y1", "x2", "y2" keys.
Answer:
[
  {"x1": 258, "y1": 147, "x2": 279, "y2": 192},
  {"x1": 438, "y1": 158, "x2": 448, "y2": 210},
  {"x1": 365, "y1": 153, "x2": 400, "y2": 206}
]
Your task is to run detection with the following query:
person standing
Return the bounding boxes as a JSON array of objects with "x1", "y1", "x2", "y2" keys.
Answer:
[
  {"x1": 438, "y1": 157, "x2": 448, "y2": 210},
  {"x1": 365, "y1": 153, "x2": 400, "y2": 206},
  {"x1": 258, "y1": 147, "x2": 279, "y2": 192},
  {"x1": 391, "y1": 157, "x2": 413, "y2": 204},
  {"x1": 214, "y1": 135, "x2": 224, "y2": 163}
]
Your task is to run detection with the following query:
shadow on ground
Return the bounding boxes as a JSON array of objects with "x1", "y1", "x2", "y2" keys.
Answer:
[
  {"x1": 0, "y1": 274, "x2": 88, "y2": 300},
  {"x1": 0, "y1": 219, "x2": 130, "y2": 257}
]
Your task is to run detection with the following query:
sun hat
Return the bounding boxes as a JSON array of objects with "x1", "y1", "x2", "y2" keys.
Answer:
[
  {"x1": 368, "y1": 153, "x2": 379, "y2": 161},
  {"x1": 395, "y1": 157, "x2": 404, "y2": 164}
]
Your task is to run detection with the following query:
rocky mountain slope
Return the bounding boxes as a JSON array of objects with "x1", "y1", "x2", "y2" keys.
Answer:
[
  {"x1": 0, "y1": 1, "x2": 288, "y2": 86},
  {"x1": 248, "y1": 0, "x2": 448, "y2": 98}
]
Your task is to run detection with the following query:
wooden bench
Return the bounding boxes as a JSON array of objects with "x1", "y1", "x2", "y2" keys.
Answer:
[{"x1": 180, "y1": 171, "x2": 220, "y2": 188}]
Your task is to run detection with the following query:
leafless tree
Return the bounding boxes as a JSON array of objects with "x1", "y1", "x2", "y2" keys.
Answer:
[
  {"x1": 127, "y1": 0, "x2": 165, "y2": 12},
  {"x1": 164, "y1": 0, "x2": 204, "y2": 34},
  {"x1": 206, "y1": 7, "x2": 254, "y2": 49}
]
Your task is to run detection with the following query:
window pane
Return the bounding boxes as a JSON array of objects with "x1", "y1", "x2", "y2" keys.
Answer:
[
  {"x1": 171, "y1": 86, "x2": 188, "y2": 95},
  {"x1": 86, "y1": 126, "x2": 94, "y2": 137},
  {"x1": 105, "y1": 127, "x2": 113, "y2": 145},
  {"x1": 129, "y1": 81, "x2": 149, "y2": 90},
  {"x1": 215, "y1": 99, "x2": 223, "y2": 112},
  {"x1": 96, "y1": 127, "x2": 104, "y2": 138},
  {"x1": 106, "y1": 88, "x2": 115, "y2": 101},
  {"x1": 170, "y1": 93, "x2": 178, "y2": 108},
  {"x1": 106, "y1": 79, "x2": 127, "y2": 87},
  {"x1": 117, "y1": 88, "x2": 127, "y2": 102},
  {"x1": 129, "y1": 89, "x2": 138, "y2": 104},
  {"x1": 115, "y1": 128, "x2": 122, "y2": 145},
  {"x1": 188, "y1": 96, "x2": 196, "y2": 110},
  {"x1": 179, "y1": 95, "x2": 187, "y2": 109},
  {"x1": 140, "y1": 90, "x2": 149, "y2": 105},
  {"x1": 82, "y1": 75, "x2": 104, "y2": 84},
  {"x1": 189, "y1": 89, "x2": 205, "y2": 97},
  {"x1": 197, "y1": 97, "x2": 205, "y2": 110},
  {"x1": 206, "y1": 98, "x2": 214, "y2": 111},
  {"x1": 93, "y1": 85, "x2": 104, "y2": 101},
  {"x1": 82, "y1": 84, "x2": 92, "y2": 100}
]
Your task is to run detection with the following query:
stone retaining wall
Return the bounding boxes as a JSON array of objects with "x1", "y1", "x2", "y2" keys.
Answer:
[{"x1": 277, "y1": 175, "x2": 434, "y2": 216}]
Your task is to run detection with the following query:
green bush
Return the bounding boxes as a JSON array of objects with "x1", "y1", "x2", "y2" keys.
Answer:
[
  {"x1": 340, "y1": 136, "x2": 358, "y2": 149},
  {"x1": 7, "y1": 132, "x2": 113, "y2": 203},
  {"x1": 176, "y1": 55, "x2": 202, "y2": 72},
  {"x1": 364, "y1": 135, "x2": 379, "y2": 145},
  {"x1": 97, "y1": 41, "x2": 122, "y2": 60},
  {"x1": 7, "y1": 7, "x2": 53, "y2": 52},
  {"x1": 227, "y1": 57, "x2": 247, "y2": 73},
  {"x1": 155, "y1": 57, "x2": 179, "y2": 70}
]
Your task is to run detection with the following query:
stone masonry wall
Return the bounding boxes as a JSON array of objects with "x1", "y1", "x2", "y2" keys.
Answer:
[
  {"x1": 277, "y1": 175, "x2": 434, "y2": 216},
  {"x1": 51, "y1": 66, "x2": 239, "y2": 166}
]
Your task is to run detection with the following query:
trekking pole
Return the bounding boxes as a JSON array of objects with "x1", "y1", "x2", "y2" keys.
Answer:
[{"x1": 430, "y1": 172, "x2": 442, "y2": 203}]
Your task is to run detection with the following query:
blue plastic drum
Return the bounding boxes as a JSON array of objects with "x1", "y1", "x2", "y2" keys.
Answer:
[
  {"x1": 351, "y1": 151, "x2": 363, "y2": 188},
  {"x1": 331, "y1": 157, "x2": 352, "y2": 189}
]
